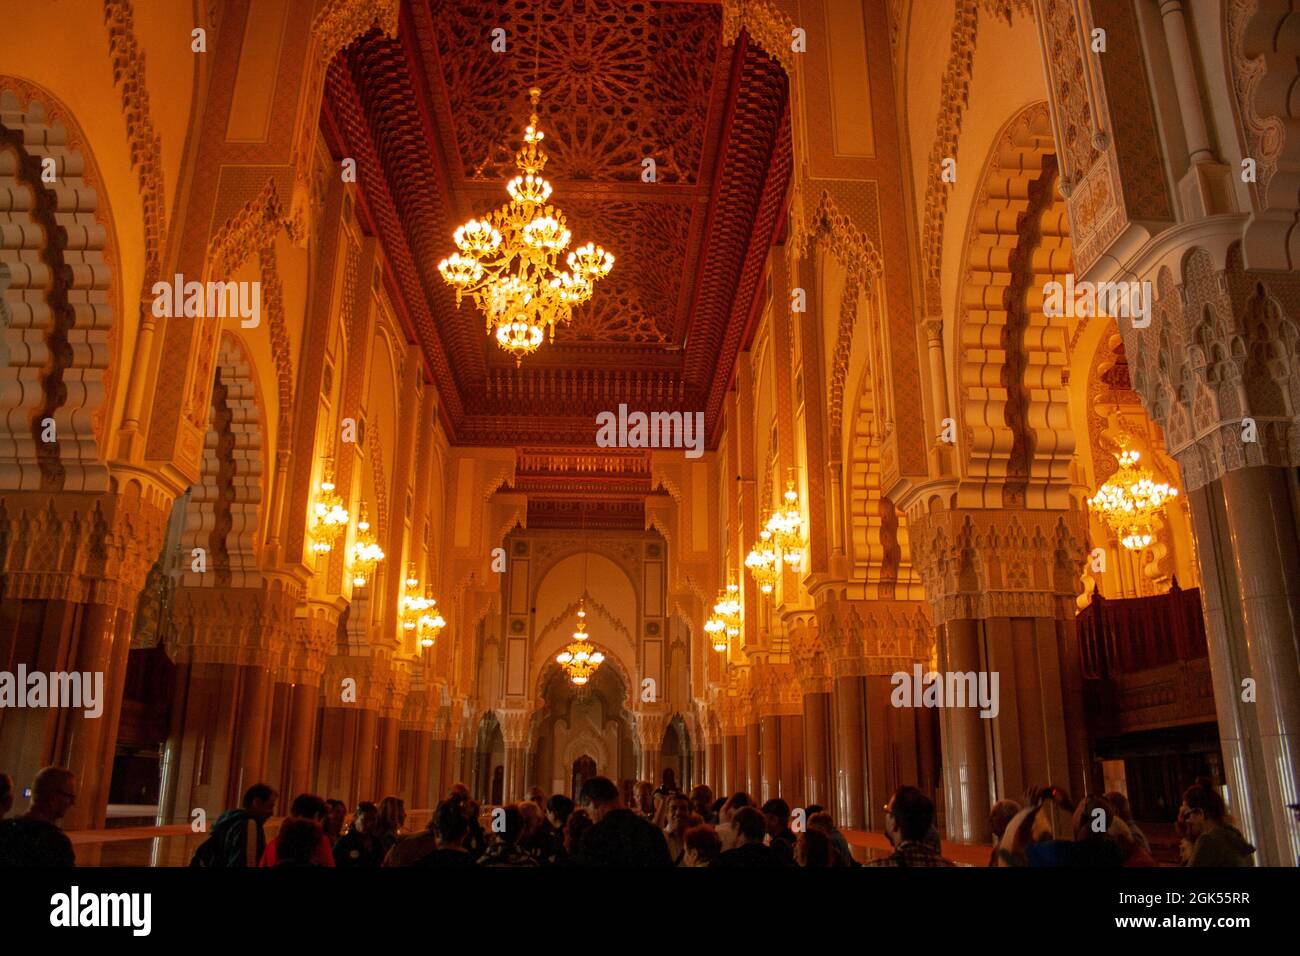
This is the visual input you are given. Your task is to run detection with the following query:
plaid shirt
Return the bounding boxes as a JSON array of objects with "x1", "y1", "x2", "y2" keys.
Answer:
[{"x1": 864, "y1": 840, "x2": 955, "y2": 867}]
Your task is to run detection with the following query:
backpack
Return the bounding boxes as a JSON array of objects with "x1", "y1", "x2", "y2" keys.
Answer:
[{"x1": 188, "y1": 812, "x2": 250, "y2": 868}]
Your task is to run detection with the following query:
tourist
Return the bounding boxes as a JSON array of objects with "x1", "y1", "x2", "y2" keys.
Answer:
[
  {"x1": 809, "y1": 811, "x2": 854, "y2": 866},
  {"x1": 527, "y1": 785, "x2": 547, "y2": 811},
  {"x1": 689, "y1": 784, "x2": 715, "y2": 824},
  {"x1": 631, "y1": 780, "x2": 656, "y2": 818},
  {"x1": 576, "y1": 775, "x2": 672, "y2": 866},
  {"x1": 762, "y1": 798, "x2": 797, "y2": 864},
  {"x1": 383, "y1": 809, "x2": 440, "y2": 867},
  {"x1": 1180, "y1": 778, "x2": 1255, "y2": 867},
  {"x1": 412, "y1": 798, "x2": 476, "y2": 867},
  {"x1": 373, "y1": 796, "x2": 406, "y2": 857},
  {"x1": 711, "y1": 806, "x2": 790, "y2": 867},
  {"x1": 0, "y1": 767, "x2": 77, "y2": 867},
  {"x1": 1018, "y1": 792, "x2": 1124, "y2": 867},
  {"x1": 0, "y1": 773, "x2": 13, "y2": 820},
  {"x1": 260, "y1": 793, "x2": 335, "y2": 867},
  {"x1": 653, "y1": 767, "x2": 681, "y2": 800},
  {"x1": 188, "y1": 783, "x2": 276, "y2": 868},
  {"x1": 681, "y1": 823, "x2": 721, "y2": 867},
  {"x1": 545, "y1": 794, "x2": 574, "y2": 832},
  {"x1": 663, "y1": 796, "x2": 695, "y2": 864},
  {"x1": 274, "y1": 818, "x2": 328, "y2": 867},
  {"x1": 715, "y1": 791, "x2": 752, "y2": 851},
  {"x1": 1103, "y1": 790, "x2": 1150, "y2": 854},
  {"x1": 323, "y1": 799, "x2": 347, "y2": 841},
  {"x1": 478, "y1": 804, "x2": 538, "y2": 867},
  {"x1": 867, "y1": 786, "x2": 954, "y2": 867},
  {"x1": 562, "y1": 808, "x2": 593, "y2": 863},
  {"x1": 987, "y1": 799, "x2": 1022, "y2": 866},
  {"x1": 797, "y1": 826, "x2": 837, "y2": 867},
  {"x1": 464, "y1": 798, "x2": 488, "y2": 860},
  {"x1": 518, "y1": 799, "x2": 562, "y2": 864},
  {"x1": 333, "y1": 801, "x2": 385, "y2": 867}
]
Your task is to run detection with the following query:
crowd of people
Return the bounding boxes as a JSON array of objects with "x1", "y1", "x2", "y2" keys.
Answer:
[{"x1": 0, "y1": 765, "x2": 1259, "y2": 867}]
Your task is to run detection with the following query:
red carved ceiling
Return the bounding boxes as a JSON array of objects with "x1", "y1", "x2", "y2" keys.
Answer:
[{"x1": 321, "y1": 0, "x2": 790, "y2": 517}]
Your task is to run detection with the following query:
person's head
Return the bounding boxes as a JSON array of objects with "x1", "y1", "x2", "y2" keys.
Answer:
[
  {"x1": 661, "y1": 768, "x2": 677, "y2": 791},
  {"x1": 434, "y1": 799, "x2": 470, "y2": 847},
  {"x1": 578, "y1": 775, "x2": 621, "y2": 820},
  {"x1": 731, "y1": 806, "x2": 767, "y2": 846},
  {"x1": 632, "y1": 781, "x2": 654, "y2": 814},
  {"x1": 988, "y1": 799, "x2": 1022, "y2": 843},
  {"x1": 449, "y1": 783, "x2": 470, "y2": 802},
  {"x1": 289, "y1": 793, "x2": 328, "y2": 823},
  {"x1": 0, "y1": 772, "x2": 14, "y2": 819},
  {"x1": 762, "y1": 798, "x2": 791, "y2": 836},
  {"x1": 1103, "y1": 791, "x2": 1134, "y2": 823},
  {"x1": 806, "y1": 804, "x2": 824, "y2": 815},
  {"x1": 809, "y1": 811, "x2": 836, "y2": 837},
  {"x1": 1072, "y1": 794, "x2": 1118, "y2": 847},
  {"x1": 721, "y1": 791, "x2": 751, "y2": 822},
  {"x1": 682, "y1": 824, "x2": 721, "y2": 866},
  {"x1": 527, "y1": 786, "x2": 546, "y2": 809},
  {"x1": 30, "y1": 767, "x2": 76, "y2": 822},
  {"x1": 353, "y1": 801, "x2": 379, "y2": 833},
  {"x1": 276, "y1": 817, "x2": 323, "y2": 866},
  {"x1": 797, "y1": 826, "x2": 835, "y2": 867},
  {"x1": 377, "y1": 796, "x2": 405, "y2": 834},
  {"x1": 517, "y1": 799, "x2": 544, "y2": 839},
  {"x1": 667, "y1": 795, "x2": 692, "y2": 834},
  {"x1": 1179, "y1": 778, "x2": 1226, "y2": 838},
  {"x1": 493, "y1": 805, "x2": 524, "y2": 847},
  {"x1": 690, "y1": 784, "x2": 713, "y2": 816},
  {"x1": 564, "y1": 808, "x2": 593, "y2": 854},
  {"x1": 244, "y1": 781, "x2": 280, "y2": 817},
  {"x1": 323, "y1": 799, "x2": 347, "y2": 837},
  {"x1": 884, "y1": 786, "x2": 934, "y2": 845},
  {"x1": 546, "y1": 794, "x2": 574, "y2": 829}
]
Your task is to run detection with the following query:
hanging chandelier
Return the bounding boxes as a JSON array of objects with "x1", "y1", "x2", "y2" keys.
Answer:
[
  {"x1": 766, "y1": 480, "x2": 805, "y2": 571},
  {"x1": 556, "y1": 602, "x2": 605, "y2": 685},
  {"x1": 311, "y1": 457, "x2": 349, "y2": 554},
  {"x1": 349, "y1": 501, "x2": 385, "y2": 587},
  {"x1": 706, "y1": 581, "x2": 742, "y2": 652},
  {"x1": 745, "y1": 526, "x2": 780, "y2": 595},
  {"x1": 400, "y1": 565, "x2": 445, "y2": 646},
  {"x1": 1086, "y1": 447, "x2": 1179, "y2": 550},
  {"x1": 438, "y1": 87, "x2": 614, "y2": 366}
]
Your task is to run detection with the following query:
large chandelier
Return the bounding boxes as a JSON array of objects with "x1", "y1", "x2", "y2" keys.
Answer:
[
  {"x1": 438, "y1": 87, "x2": 614, "y2": 366},
  {"x1": 705, "y1": 581, "x2": 742, "y2": 652},
  {"x1": 349, "y1": 501, "x2": 385, "y2": 587},
  {"x1": 766, "y1": 480, "x2": 805, "y2": 571},
  {"x1": 1087, "y1": 447, "x2": 1179, "y2": 550},
  {"x1": 745, "y1": 527, "x2": 780, "y2": 595},
  {"x1": 556, "y1": 602, "x2": 605, "y2": 685},
  {"x1": 400, "y1": 566, "x2": 445, "y2": 646},
  {"x1": 311, "y1": 458, "x2": 349, "y2": 554}
]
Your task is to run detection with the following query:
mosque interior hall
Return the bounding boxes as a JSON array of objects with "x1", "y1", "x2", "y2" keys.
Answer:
[{"x1": 0, "y1": 0, "x2": 1298, "y2": 870}]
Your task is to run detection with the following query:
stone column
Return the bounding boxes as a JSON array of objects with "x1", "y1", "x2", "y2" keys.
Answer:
[
  {"x1": 758, "y1": 714, "x2": 779, "y2": 803},
  {"x1": 354, "y1": 709, "x2": 379, "y2": 802},
  {"x1": 938, "y1": 618, "x2": 993, "y2": 843},
  {"x1": 500, "y1": 709, "x2": 531, "y2": 803},
  {"x1": 375, "y1": 715, "x2": 401, "y2": 799},
  {"x1": 801, "y1": 688, "x2": 833, "y2": 809},
  {"x1": 745, "y1": 720, "x2": 761, "y2": 798},
  {"x1": 633, "y1": 711, "x2": 667, "y2": 785},
  {"x1": 832, "y1": 670, "x2": 868, "y2": 829}
]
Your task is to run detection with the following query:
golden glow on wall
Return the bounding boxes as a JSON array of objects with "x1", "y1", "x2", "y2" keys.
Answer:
[{"x1": 438, "y1": 87, "x2": 614, "y2": 366}]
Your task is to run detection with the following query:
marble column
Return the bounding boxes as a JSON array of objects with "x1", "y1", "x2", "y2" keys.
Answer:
[
  {"x1": 832, "y1": 673, "x2": 868, "y2": 829},
  {"x1": 939, "y1": 618, "x2": 992, "y2": 843},
  {"x1": 802, "y1": 690, "x2": 833, "y2": 809},
  {"x1": 375, "y1": 715, "x2": 400, "y2": 799},
  {"x1": 745, "y1": 722, "x2": 761, "y2": 797}
]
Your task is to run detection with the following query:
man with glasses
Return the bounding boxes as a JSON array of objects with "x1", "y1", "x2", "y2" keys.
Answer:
[
  {"x1": 866, "y1": 786, "x2": 954, "y2": 867},
  {"x1": 0, "y1": 766, "x2": 77, "y2": 866}
]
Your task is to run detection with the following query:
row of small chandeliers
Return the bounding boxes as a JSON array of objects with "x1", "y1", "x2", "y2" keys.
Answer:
[
  {"x1": 308, "y1": 456, "x2": 446, "y2": 647},
  {"x1": 707, "y1": 474, "x2": 807, "y2": 654}
]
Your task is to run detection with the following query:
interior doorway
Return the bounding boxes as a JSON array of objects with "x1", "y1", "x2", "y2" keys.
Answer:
[{"x1": 571, "y1": 754, "x2": 597, "y2": 799}]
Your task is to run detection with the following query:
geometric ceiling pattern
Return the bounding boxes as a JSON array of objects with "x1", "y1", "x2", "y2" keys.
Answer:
[{"x1": 322, "y1": 0, "x2": 792, "y2": 477}]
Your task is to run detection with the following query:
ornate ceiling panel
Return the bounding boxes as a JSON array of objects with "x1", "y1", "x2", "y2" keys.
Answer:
[{"x1": 321, "y1": 0, "x2": 791, "y2": 498}]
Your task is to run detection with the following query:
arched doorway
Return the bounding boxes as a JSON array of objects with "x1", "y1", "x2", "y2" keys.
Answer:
[
  {"x1": 473, "y1": 713, "x2": 505, "y2": 805},
  {"x1": 571, "y1": 755, "x2": 596, "y2": 799},
  {"x1": 661, "y1": 715, "x2": 691, "y2": 790}
]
